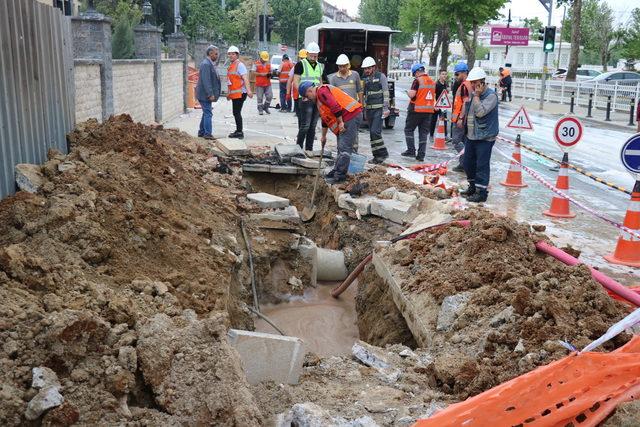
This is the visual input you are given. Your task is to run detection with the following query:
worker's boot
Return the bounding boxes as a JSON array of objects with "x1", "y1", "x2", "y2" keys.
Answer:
[
  {"x1": 452, "y1": 163, "x2": 465, "y2": 173},
  {"x1": 466, "y1": 188, "x2": 488, "y2": 203},
  {"x1": 459, "y1": 182, "x2": 476, "y2": 198},
  {"x1": 228, "y1": 131, "x2": 244, "y2": 139},
  {"x1": 416, "y1": 144, "x2": 426, "y2": 162},
  {"x1": 264, "y1": 103, "x2": 271, "y2": 114},
  {"x1": 401, "y1": 149, "x2": 415, "y2": 157}
]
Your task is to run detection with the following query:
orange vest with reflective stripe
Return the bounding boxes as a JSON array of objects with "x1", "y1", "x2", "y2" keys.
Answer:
[
  {"x1": 279, "y1": 60, "x2": 293, "y2": 82},
  {"x1": 227, "y1": 61, "x2": 244, "y2": 100},
  {"x1": 292, "y1": 82, "x2": 299, "y2": 100},
  {"x1": 410, "y1": 75, "x2": 436, "y2": 113},
  {"x1": 255, "y1": 60, "x2": 271, "y2": 87},
  {"x1": 452, "y1": 80, "x2": 472, "y2": 123},
  {"x1": 317, "y1": 85, "x2": 362, "y2": 135}
]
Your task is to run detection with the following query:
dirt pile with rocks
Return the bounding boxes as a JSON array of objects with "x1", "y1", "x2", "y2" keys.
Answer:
[
  {"x1": 380, "y1": 210, "x2": 631, "y2": 400},
  {"x1": 341, "y1": 166, "x2": 450, "y2": 199}
]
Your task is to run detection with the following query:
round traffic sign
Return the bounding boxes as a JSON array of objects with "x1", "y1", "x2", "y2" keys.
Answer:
[
  {"x1": 620, "y1": 133, "x2": 640, "y2": 174},
  {"x1": 554, "y1": 116, "x2": 583, "y2": 151}
]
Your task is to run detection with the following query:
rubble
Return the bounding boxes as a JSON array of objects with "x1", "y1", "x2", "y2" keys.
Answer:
[
  {"x1": 247, "y1": 192, "x2": 290, "y2": 209},
  {"x1": 217, "y1": 138, "x2": 250, "y2": 155},
  {"x1": 14, "y1": 163, "x2": 45, "y2": 193}
]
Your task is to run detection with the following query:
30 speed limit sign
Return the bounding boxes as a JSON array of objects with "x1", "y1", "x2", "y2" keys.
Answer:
[{"x1": 554, "y1": 116, "x2": 583, "y2": 151}]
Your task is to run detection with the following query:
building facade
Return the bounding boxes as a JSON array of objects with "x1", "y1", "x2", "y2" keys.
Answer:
[{"x1": 322, "y1": 0, "x2": 352, "y2": 23}]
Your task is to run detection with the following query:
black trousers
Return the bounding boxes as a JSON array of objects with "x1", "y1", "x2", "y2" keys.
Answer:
[
  {"x1": 501, "y1": 84, "x2": 512, "y2": 101},
  {"x1": 232, "y1": 93, "x2": 247, "y2": 132}
]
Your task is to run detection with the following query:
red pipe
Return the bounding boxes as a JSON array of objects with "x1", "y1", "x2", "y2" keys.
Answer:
[{"x1": 535, "y1": 241, "x2": 640, "y2": 307}]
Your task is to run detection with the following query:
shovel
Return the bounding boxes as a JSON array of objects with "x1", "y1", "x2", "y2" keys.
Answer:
[{"x1": 301, "y1": 143, "x2": 325, "y2": 222}]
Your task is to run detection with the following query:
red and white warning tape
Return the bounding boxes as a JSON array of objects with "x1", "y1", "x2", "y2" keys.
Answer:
[
  {"x1": 494, "y1": 145, "x2": 640, "y2": 240},
  {"x1": 411, "y1": 150, "x2": 464, "y2": 173}
]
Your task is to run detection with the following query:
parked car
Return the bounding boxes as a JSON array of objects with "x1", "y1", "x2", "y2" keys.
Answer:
[
  {"x1": 552, "y1": 68, "x2": 601, "y2": 81},
  {"x1": 270, "y1": 54, "x2": 282, "y2": 78},
  {"x1": 585, "y1": 70, "x2": 640, "y2": 84},
  {"x1": 578, "y1": 71, "x2": 640, "y2": 97}
]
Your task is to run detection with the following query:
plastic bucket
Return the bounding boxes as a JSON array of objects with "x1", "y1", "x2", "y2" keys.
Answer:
[{"x1": 348, "y1": 153, "x2": 367, "y2": 174}]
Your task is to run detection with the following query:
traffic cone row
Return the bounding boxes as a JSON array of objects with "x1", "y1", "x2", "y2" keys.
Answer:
[
  {"x1": 431, "y1": 116, "x2": 447, "y2": 150},
  {"x1": 544, "y1": 153, "x2": 576, "y2": 218},
  {"x1": 500, "y1": 134, "x2": 527, "y2": 188},
  {"x1": 605, "y1": 182, "x2": 640, "y2": 267}
]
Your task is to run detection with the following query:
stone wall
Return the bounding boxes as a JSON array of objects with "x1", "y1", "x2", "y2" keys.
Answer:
[
  {"x1": 112, "y1": 60, "x2": 155, "y2": 123},
  {"x1": 161, "y1": 59, "x2": 184, "y2": 122},
  {"x1": 74, "y1": 61, "x2": 103, "y2": 123}
]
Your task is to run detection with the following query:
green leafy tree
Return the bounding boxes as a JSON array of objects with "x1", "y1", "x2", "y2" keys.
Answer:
[
  {"x1": 359, "y1": 0, "x2": 412, "y2": 46},
  {"x1": 399, "y1": 0, "x2": 435, "y2": 63},
  {"x1": 181, "y1": 0, "x2": 228, "y2": 41},
  {"x1": 112, "y1": 17, "x2": 135, "y2": 58},
  {"x1": 621, "y1": 8, "x2": 640, "y2": 67},
  {"x1": 522, "y1": 17, "x2": 544, "y2": 40},
  {"x1": 270, "y1": 0, "x2": 323, "y2": 47},
  {"x1": 558, "y1": 0, "x2": 582, "y2": 80},
  {"x1": 225, "y1": 0, "x2": 268, "y2": 45}
]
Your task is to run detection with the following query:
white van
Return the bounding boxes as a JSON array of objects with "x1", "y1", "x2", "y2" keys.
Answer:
[{"x1": 270, "y1": 55, "x2": 282, "y2": 79}]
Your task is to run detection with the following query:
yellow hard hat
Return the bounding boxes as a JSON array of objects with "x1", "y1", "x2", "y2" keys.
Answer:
[
  {"x1": 260, "y1": 51, "x2": 269, "y2": 61},
  {"x1": 298, "y1": 49, "x2": 308, "y2": 59}
]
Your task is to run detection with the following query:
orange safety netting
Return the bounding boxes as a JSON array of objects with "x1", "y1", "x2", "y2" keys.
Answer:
[{"x1": 414, "y1": 335, "x2": 640, "y2": 427}]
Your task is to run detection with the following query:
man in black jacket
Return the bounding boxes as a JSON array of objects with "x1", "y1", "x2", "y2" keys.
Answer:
[{"x1": 195, "y1": 45, "x2": 221, "y2": 140}]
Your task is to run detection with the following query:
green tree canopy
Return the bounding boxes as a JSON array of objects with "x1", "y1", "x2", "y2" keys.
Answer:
[
  {"x1": 522, "y1": 17, "x2": 544, "y2": 40},
  {"x1": 359, "y1": 0, "x2": 412, "y2": 46},
  {"x1": 621, "y1": 8, "x2": 640, "y2": 65},
  {"x1": 270, "y1": 0, "x2": 323, "y2": 47}
]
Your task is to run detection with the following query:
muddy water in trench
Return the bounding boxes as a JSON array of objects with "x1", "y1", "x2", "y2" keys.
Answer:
[{"x1": 255, "y1": 281, "x2": 359, "y2": 357}]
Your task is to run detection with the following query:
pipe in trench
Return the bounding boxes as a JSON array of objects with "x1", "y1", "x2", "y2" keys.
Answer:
[{"x1": 332, "y1": 220, "x2": 639, "y2": 308}]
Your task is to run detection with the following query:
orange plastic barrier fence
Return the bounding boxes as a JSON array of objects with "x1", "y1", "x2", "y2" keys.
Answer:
[{"x1": 414, "y1": 335, "x2": 640, "y2": 427}]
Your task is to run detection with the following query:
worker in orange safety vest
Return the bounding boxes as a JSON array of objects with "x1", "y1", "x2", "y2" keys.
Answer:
[
  {"x1": 278, "y1": 54, "x2": 294, "y2": 112},
  {"x1": 401, "y1": 63, "x2": 435, "y2": 162},
  {"x1": 450, "y1": 61, "x2": 471, "y2": 172},
  {"x1": 253, "y1": 51, "x2": 272, "y2": 115}
]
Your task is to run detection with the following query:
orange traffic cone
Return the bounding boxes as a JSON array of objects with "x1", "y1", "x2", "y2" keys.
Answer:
[
  {"x1": 604, "y1": 181, "x2": 640, "y2": 267},
  {"x1": 543, "y1": 153, "x2": 576, "y2": 218},
  {"x1": 500, "y1": 134, "x2": 528, "y2": 188},
  {"x1": 431, "y1": 115, "x2": 447, "y2": 150}
]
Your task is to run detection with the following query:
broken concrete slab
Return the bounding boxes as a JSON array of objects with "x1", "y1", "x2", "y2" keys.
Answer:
[
  {"x1": 247, "y1": 192, "x2": 290, "y2": 209},
  {"x1": 31, "y1": 367, "x2": 61, "y2": 390},
  {"x1": 337, "y1": 193, "x2": 375, "y2": 216},
  {"x1": 291, "y1": 157, "x2": 326, "y2": 169},
  {"x1": 242, "y1": 164, "x2": 317, "y2": 175},
  {"x1": 227, "y1": 329, "x2": 305, "y2": 385},
  {"x1": 15, "y1": 164, "x2": 45, "y2": 193},
  {"x1": 436, "y1": 292, "x2": 471, "y2": 332},
  {"x1": 278, "y1": 402, "x2": 378, "y2": 427},
  {"x1": 352, "y1": 341, "x2": 401, "y2": 384},
  {"x1": 370, "y1": 199, "x2": 412, "y2": 224},
  {"x1": 275, "y1": 144, "x2": 305, "y2": 160},
  {"x1": 249, "y1": 205, "x2": 300, "y2": 223},
  {"x1": 241, "y1": 163, "x2": 271, "y2": 173},
  {"x1": 25, "y1": 386, "x2": 64, "y2": 420},
  {"x1": 216, "y1": 138, "x2": 251, "y2": 156},
  {"x1": 379, "y1": 187, "x2": 398, "y2": 199},
  {"x1": 394, "y1": 191, "x2": 419, "y2": 205}
]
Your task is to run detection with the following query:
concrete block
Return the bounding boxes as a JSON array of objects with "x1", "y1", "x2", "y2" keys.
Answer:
[
  {"x1": 370, "y1": 199, "x2": 412, "y2": 224},
  {"x1": 271, "y1": 165, "x2": 301, "y2": 174},
  {"x1": 15, "y1": 164, "x2": 44, "y2": 193},
  {"x1": 247, "y1": 192, "x2": 290, "y2": 209},
  {"x1": 275, "y1": 143, "x2": 305, "y2": 160},
  {"x1": 379, "y1": 187, "x2": 398, "y2": 199},
  {"x1": 242, "y1": 164, "x2": 271, "y2": 173},
  {"x1": 227, "y1": 329, "x2": 305, "y2": 385},
  {"x1": 250, "y1": 205, "x2": 300, "y2": 222},
  {"x1": 291, "y1": 157, "x2": 326, "y2": 169},
  {"x1": 337, "y1": 194, "x2": 374, "y2": 216},
  {"x1": 436, "y1": 292, "x2": 471, "y2": 332},
  {"x1": 216, "y1": 138, "x2": 250, "y2": 156},
  {"x1": 394, "y1": 191, "x2": 419, "y2": 204}
]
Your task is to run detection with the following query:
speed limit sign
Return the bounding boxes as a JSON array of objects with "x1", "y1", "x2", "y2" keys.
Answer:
[{"x1": 554, "y1": 116, "x2": 583, "y2": 151}]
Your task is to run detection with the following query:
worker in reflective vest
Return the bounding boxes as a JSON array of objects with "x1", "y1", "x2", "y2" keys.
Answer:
[
  {"x1": 362, "y1": 56, "x2": 389, "y2": 164},
  {"x1": 450, "y1": 62, "x2": 471, "y2": 172},
  {"x1": 293, "y1": 42, "x2": 327, "y2": 151},
  {"x1": 279, "y1": 54, "x2": 294, "y2": 112},
  {"x1": 253, "y1": 51, "x2": 272, "y2": 115},
  {"x1": 227, "y1": 45, "x2": 253, "y2": 139},
  {"x1": 287, "y1": 49, "x2": 307, "y2": 118},
  {"x1": 402, "y1": 64, "x2": 435, "y2": 162},
  {"x1": 299, "y1": 81, "x2": 363, "y2": 184}
]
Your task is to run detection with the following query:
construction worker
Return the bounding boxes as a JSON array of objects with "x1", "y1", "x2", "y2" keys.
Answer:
[
  {"x1": 253, "y1": 51, "x2": 272, "y2": 115},
  {"x1": 402, "y1": 64, "x2": 435, "y2": 162},
  {"x1": 461, "y1": 67, "x2": 499, "y2": 203},
  {"x1": 298, "y1": 81, "x2": 362, "y2": 184},
  {"x1": 499, "y1": 66, "x2": 512, "y2": 102},
  {"x1": 195, "y1": 45, "x2": 221, "y2": 140},
  {"x1": 450, "y1": 62, "x2": 471, "y2": 172},
  {"x1": 227, "y1": 46, "x2": 253, "y2": 139},
  {"x1": 430, "y1": 69, "x2": 448, "y2": 139},
  {"x1": 362, "y1": 56, "x2": 390, "y2": 164},
  {"x1": 293, "y1": 42, "x2": 328, "y2": 151},
  {"x1": 278, "y1": 54, "x2": 294, "y2": 112},
  {"x1": 286, "y1": 49, "x2": 307, "y2": 118},
  {"x1": 328, "y1": 54, "x2": 363, "y2": 152}
]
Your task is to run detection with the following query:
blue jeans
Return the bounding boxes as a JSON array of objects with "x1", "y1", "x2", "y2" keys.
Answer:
[
  {"x1": 198, "y1": 99, "x2": 212, "y2": 136},
  {"x1": 463, "y1": 138, "x2": 494, "y2": 189},
  {"x1": 296, "y1": 100, "x2": 320, "y2": 150},
  {"x1": 279, "y1": 82, "x2": 291, "y2": 111}
]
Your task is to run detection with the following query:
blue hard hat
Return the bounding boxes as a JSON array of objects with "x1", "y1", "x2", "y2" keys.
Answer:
[
  {"x1": 411, "y1": 63, "x2": 426, "y2": 75},
  {"x1": 298, "y1": 81, "x2": 315, "y2": 97},
  {"x1": 454, "y1": 62, "x2": 469, "y2": 73}
]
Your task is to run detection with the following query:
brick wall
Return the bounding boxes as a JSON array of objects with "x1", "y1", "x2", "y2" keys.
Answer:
[
  {"x1": 74, "y1": 61, "x2": 102, "y2": 123},
  {"x1": 161, "y1": 59, "x2": 184, "y2": 122},
  {"x1": 112, "y1": 60, "x2": 155, "y2": 123}
]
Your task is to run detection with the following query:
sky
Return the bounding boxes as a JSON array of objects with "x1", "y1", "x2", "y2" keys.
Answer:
[{"x1": 331, "y1": 0, "x2": 634, "y2": 26}]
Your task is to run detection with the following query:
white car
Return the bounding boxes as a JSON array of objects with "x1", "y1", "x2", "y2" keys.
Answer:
[
  {"x1": 270, "y1": 55, "x2": 282, "y2": 78},
  {"x1": 552, "y1": 68, "x2": 601, "y2": 81}
]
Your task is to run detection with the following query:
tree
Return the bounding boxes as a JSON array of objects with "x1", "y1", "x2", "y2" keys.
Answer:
[
  {"x1": 559, "y1": 0, "x2": 582, "y2": 80},
  {"x1": 270, "y1": 0, "x2": 323, "y2": 46},
  {"x1": 523, "y1": 17, "x2": 544, "y2": 40},
  {"x1": 621, "y1": 8, "x2": 640, "y2": 67},
  {"x1": 181, "y1": 0, "x2": 228, "y2": 41},
  {"x1": 399, "y1": 0, "x2": 435, "y2": 63},
  {"x1": 439, "y1": 25, "x2": 451, "y2": 70},
  {"x1": 359, "y1": 0, "x2": 412, "y2": 46},
  {"x1": 108, "y1": 1, "x2": 142, "y2": 59}
]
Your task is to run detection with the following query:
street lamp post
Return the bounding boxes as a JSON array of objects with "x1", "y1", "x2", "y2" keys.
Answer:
[{"x1": 296, "y1": 8, "x2": 314, "y2": 53}]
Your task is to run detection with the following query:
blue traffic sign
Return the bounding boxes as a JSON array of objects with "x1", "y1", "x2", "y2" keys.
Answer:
[{"x1": 621, "y1": 133, "x2": 640, "y2": 174}]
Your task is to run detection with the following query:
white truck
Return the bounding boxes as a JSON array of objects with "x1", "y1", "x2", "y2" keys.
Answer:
[{"x1": 304, "y1": 22, "x2": 401, "y2": 129}]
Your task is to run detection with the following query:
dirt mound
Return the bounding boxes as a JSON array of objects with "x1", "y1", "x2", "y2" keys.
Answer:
[
  {"x1": 383, "y1": 210, "x2": 631, "y2": 399},
  {"x1": 340, "y1": 166, "x2": 449, "y2": 199},
  {"x1": 0, "y1": 115, "x2": 267, "y2": 424}
]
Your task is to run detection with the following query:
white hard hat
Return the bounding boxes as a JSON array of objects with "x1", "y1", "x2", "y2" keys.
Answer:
[
  {"x1": 227, "y1": 45, "x2": 240, "y2": 54},
  {"x1": 306, "y1": 42, "x2": 320, "y2": 54},
  {"x1": 467, "y1": 67, "x2": 487, "y2": 81},
  {"x1": 362, "y1": 56, "x2": 376, "y2": 68},
  {"x1": 336, "y1": 54, "x2": 350, "y2": 66}
]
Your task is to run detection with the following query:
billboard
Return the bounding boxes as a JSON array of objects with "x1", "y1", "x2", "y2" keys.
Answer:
[{"x1": 490, "y1": 27, "x2": 530, "y2": 46}]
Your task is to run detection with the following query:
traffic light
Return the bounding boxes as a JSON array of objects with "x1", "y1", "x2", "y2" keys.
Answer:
[
  {"x1": 537, "y1": 28, "x2": 545, "y2": 42},
  {"x1": 542, "y1": 26, "x2": 556, "y2": 53},
  {"x1": 266, "y1": 16, "x2": 275, "y2": 42}
]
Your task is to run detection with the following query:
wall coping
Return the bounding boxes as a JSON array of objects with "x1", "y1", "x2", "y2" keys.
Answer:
[
  {"x1": 113, "y1": 59, "x2": 156, "y2": 65},
  {"x1": 71, "y1": 15, "x2": 112, "y2": 24},
  {"x1": 161, "y1": 58, "x2": 184, "y2": 63},
  {"x1": 133, "y1": 24, "x2": 162, "y2": 34},
  {"x1": 74, "y1": 59, "x2": 103, "y2": 66}
]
